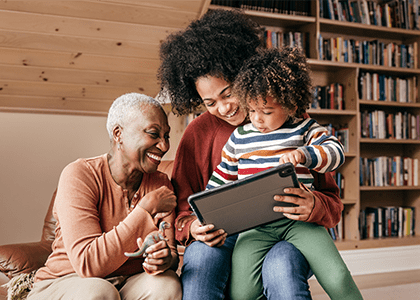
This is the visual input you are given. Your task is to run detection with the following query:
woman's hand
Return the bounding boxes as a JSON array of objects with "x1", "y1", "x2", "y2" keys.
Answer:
[
  {"x1": 138, "y1": 186, "x2": 177, "y2": 218},
  {"x1": 141, "y1": 239, "x2": 174, "y2": 274},
  {"x1": 176, "y1": 214, "x2": 197, "y2": 231},
  {"x1": 272, "y1": 185, "x2": 315, "y2": 222},
  {"x1": 190, "y1": 219, "x2": 227, "y2": 247}
]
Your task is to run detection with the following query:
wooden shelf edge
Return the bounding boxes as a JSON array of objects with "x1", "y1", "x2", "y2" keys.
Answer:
[
  {"x1": 308, "y1": 59, "x2": 420, "y2": 73},
  {"x1": 359, "y1": 100, "x2": 420, "y2": 108},
  {"x1": 209, "y1": 4, "x2": 316, "y2": 23},
  {"x1": 335, "y1": 235, "x2": 420, "y2": 250},
  {"x1": 360, "y1": 185, "x2": 420, "y2": 191},
  {"x1": 360, "y1": 138, "x2": 420, "y2": 144},
  {"x1": 307, "y1": 108, "x2": 357, "y2": 115}
]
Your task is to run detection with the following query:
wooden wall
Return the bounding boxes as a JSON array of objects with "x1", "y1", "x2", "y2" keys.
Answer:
[{"x1": 0, "y1": 0, "x2": 210, "y2": 115}]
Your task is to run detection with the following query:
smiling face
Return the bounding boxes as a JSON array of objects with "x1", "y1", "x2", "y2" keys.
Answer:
[
  {"x1": 248, "y1": 96, "x2": 295, "y2": 134},
  {"x1": 118, "y1": 104, "x2": 170, "y2": 174},
  {"x1": 195, "y1": 76, "x2": 247, "y2": 127}
]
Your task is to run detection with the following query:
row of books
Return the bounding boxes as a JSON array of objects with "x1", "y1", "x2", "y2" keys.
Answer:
[
  {"x1": 332, "y1": 171, "x2": 345, "y2": 198},
  {"x1": 358, "y1": 72, "x2": 417, "y2": 102},
  {"x1": 359, "y1": 156, "x2": 419, "y2": 187},
  {"x1": 329, "y1": 211, "x2": 344, "y2": 240},
  {"x1": 360, "y1": 110, "x2": 420, "y2": 140},
  {"x1": 211, "y1": 0, "x2": 311, "y2": 15},
  {"x1": 321, "y1": 0, "x2": 420, "y2": 30},
  {"x1": 323, "y1": 123, "x2": 350, "y2": 153},
  {"x1": 360, "y1": 206, "x2": 416, "y2": 239},
  {"x1": 312, "y1": 83, "x2": 345, "y2": 110},
  {"x1": 263, "y1": 29, "x2": 309, "y2": 56},
  {"x1": 319, "y1": 35, "x2": 417, "y2": 68}
]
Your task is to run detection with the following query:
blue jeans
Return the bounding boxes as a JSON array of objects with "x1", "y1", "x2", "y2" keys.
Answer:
[{"x1": 181, "y1": 236, "x2": 312, "y2": 300}]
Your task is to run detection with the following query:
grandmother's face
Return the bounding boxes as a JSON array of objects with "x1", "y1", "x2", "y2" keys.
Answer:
[{"x1": 121, "y1": 104, "x2": 170, "y2": 174}]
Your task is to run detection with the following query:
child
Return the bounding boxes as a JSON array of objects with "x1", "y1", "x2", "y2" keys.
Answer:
[{"x1": 206, "y1": 47, "x2": 362, "y2": 300}]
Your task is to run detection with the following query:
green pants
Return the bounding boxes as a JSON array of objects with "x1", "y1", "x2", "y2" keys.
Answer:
[{"x1": 229, "y1": 219, "x2": 363, "y2": 300}]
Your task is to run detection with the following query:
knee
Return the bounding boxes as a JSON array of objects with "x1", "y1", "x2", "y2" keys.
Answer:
[
  {"x1": 147, "y1": 270, "x2": 182, "y2": 300},
  {"x1": 183, "y1": 241, "x2": 231, "y2": 271},
  {"x1": 262, "y1": 241, "x2": 310, "y2": 281},
  {"x1": 75, "y1": 278, "x2": 120, "y2": 300}
]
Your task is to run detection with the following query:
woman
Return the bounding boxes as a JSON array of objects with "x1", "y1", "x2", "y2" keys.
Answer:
[
  {"x1": 27, "y1": 93, "x2": 182, "y2": 300},
  {"x1": 158, "y1": 9, "x2": 343, "y2": 300}
]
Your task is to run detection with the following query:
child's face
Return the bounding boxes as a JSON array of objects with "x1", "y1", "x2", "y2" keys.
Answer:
[{"x1": 248, "y1": 96, "x2": 294, "y2": 133}]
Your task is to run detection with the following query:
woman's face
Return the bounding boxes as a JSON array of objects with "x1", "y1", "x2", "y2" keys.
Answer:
[
  {"x1": 120, "y1": 105, "x2": 170, "y2": 174},
  {"x1": 195, "y1": 76, "x2": 247, "y2": 126}
]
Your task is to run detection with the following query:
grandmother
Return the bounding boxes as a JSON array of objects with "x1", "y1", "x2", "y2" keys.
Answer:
[
  {"x1": 27, "y1": 93, "x2": 182, "y2": 300},
  {"x1": 158, "y1": 9, "x2": 343, "y2": 300}
]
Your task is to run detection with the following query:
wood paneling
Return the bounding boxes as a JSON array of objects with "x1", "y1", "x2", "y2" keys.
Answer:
[{"x1": 0, "y1": 0, "x2": 211, "y2": 115}]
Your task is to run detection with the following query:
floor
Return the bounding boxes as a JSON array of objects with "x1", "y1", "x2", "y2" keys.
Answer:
[
  {"x1": 1, "y1": 270, "x2": 419, "y2": 300},
  {"x1": 309, "y1": 269, "x2": 420, "y2": 300}
]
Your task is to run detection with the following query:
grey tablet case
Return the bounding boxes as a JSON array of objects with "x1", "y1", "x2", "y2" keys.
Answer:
[{"x1": 188, "y1": 163, "x2": 300, "y2": 236}]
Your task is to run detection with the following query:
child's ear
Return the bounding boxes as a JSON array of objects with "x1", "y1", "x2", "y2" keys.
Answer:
[{"x1": 290, "y1": 106, "x2": 298, "y2": 116}]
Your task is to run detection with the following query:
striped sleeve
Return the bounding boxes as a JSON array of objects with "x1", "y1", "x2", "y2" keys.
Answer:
[
  {"x1": 206, "y1": 132, "x2": 239, "y2": 189},
  {"x1": 301, "y1": 120, "x2": 345, "y2": 173}
]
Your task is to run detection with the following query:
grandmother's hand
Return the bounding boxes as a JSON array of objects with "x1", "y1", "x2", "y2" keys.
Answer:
[
  {"x1": 190, "y1": 219, "x2": 227, "y2": 247},
  {"x1": 141, "y1": 240, "x2": 173, "y2": 274},
  {"x1": 272, "y1": 185, "x2": 315, "y2": 222},
  {"x1": 139, "y1": 186, "x2": 177, "y2": 218}
]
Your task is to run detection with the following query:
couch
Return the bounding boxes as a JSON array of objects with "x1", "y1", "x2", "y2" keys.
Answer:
[{"x1": 0, "y1": 160, "x2": 180, "y2": 299}]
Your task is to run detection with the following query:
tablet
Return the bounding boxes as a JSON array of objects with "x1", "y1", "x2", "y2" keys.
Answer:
[{"x1": 188, "y1": 163, "x2": 300, "y2": 236}]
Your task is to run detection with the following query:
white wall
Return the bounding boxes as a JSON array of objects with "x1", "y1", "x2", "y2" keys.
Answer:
[
  {"x1": 0, "y1": 110, "x2": 183, "y2": 245},
  {"x1": 0, "y1": 112, "x2": 109, "y2": 244}
]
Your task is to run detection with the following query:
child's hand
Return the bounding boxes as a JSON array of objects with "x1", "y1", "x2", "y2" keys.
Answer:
[{"x1": 279, "y1": 149, "x2": 306, "y2": 166}]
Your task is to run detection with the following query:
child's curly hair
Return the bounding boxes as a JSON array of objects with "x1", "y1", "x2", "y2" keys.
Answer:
[
  {"x1": 157, "y1": 9, "x2": 263, "y2": 116},
  {"x1": 233, "y1": 47, "x2": 313, "y2": 117}
]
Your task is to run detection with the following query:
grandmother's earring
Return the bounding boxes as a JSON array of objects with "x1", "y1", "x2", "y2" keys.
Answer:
[{"x1": 117, "y1": 142, "x2": 122, "y2": 150}]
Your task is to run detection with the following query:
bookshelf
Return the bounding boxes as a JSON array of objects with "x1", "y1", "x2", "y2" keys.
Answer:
[{"x1": 208, "y1": 0, "x2": 420, "y2": 250}]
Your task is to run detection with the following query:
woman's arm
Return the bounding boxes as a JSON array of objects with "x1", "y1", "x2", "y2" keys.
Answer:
[{"x1": 273, "y1": 171, "x2": 343, "y2": 228}]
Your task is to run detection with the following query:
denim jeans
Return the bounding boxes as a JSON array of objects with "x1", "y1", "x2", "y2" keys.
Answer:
[{"x1": 181, "y1": 236, "x2": 313, "y2": 300}]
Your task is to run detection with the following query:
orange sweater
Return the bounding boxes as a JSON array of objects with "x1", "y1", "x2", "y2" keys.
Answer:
[{"x1": 35, "y1": 154, "x2": 176, "y2": 282}]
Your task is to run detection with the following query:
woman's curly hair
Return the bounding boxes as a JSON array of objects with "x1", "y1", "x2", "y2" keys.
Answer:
[
  {"x1": 232, "y1": 47, "x2": 313, "y2": 117},
  {"x1": 157, "y1": 9, "x2": 263, "y2": 116}
]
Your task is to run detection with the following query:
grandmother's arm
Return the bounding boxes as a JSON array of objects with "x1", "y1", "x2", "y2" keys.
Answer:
[{"x1": 56, "y1": 161, "x2": 158, "y2": 278}]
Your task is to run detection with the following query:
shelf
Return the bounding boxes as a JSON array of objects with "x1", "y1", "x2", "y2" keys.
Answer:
[
  {"x1": 309, "y1": 59, "x2": 420, "y2": 74},
  {"x1": 344, "y1": 151, "x2": 357, "y2": 158},
  {"x1": 209, "y1": 4, "x2": 316, "y2": 27},
  {"x1": 342, "y1": 198, "x2": 358, "y2": 205},
  {"x1": 307, "y1": 108, "x2": 357, "y2": 116},
  {"x1": 319, "y1": 18, "x2": 420, "y2": 40},
  {"x1": 360, "y1": 138, "x2": 420, "y2": 144},
  {"x1": 360, "y1": 185, "x2": 420, "y2": 191},
  {"x1": 335, "y1": 235, "x2": 420, "y2": 250},
  {"x1": 359, "y1": 100, "x2": 420, "y2": 108},
  {"x1": 357, "y1": 65, "x2": 420, "y2": 74}
]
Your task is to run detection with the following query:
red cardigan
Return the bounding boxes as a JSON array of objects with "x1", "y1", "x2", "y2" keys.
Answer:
[{"x1": 171, "y1": 111, "x2": 344, "y2": 246}]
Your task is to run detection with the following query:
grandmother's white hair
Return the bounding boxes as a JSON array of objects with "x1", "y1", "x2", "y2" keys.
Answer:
[{"x1": 106, "y1": 93, "x2": 163, "y2": 139}]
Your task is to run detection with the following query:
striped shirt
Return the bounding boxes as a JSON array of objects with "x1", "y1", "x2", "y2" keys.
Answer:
[{"x1": 206, "y1": 117, "x2": 345, "y2": 189}]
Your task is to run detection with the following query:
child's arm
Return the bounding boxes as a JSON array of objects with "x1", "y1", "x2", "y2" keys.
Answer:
[
  {"x1": 206, "y1": 138, "x2": 239, "y2": 190},
  {"x1": 279, "y1": 149, "x2": 306, "y2": 166},
  {"x1": 299, "y1": 120, "x2": 345, "y2": 173}
]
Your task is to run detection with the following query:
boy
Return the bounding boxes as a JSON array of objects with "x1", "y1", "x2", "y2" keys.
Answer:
[{"x1": 207, "y1": 47, "x2": 362, "y2": 300}]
